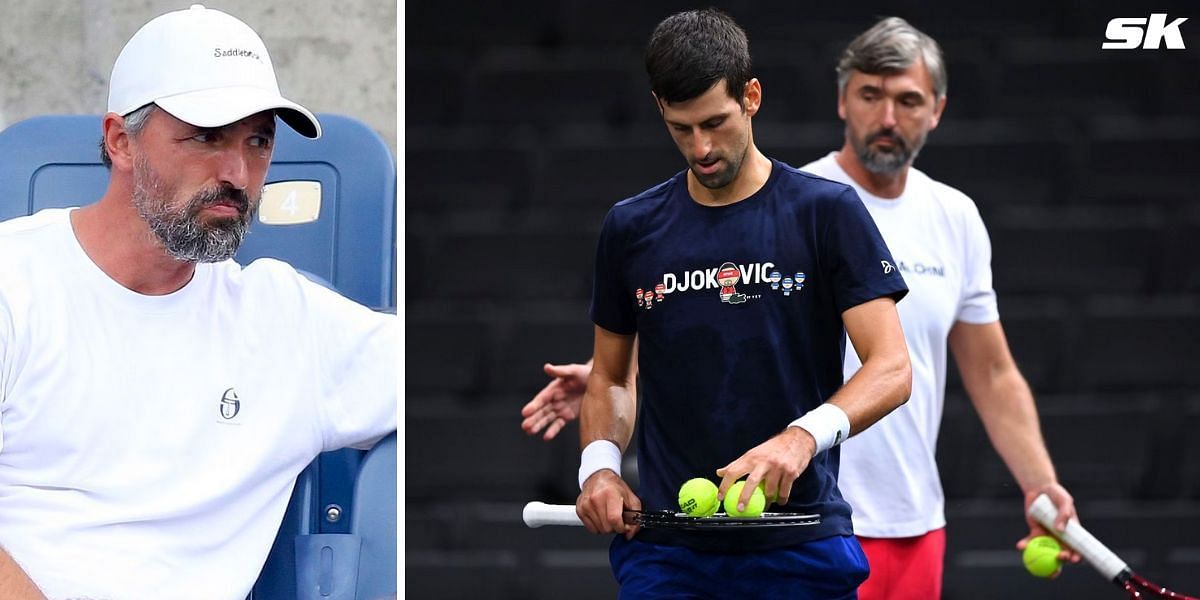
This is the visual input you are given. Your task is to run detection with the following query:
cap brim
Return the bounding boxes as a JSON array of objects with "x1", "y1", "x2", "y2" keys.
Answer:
[{"x1": 154, "y1": 85, "x2": 321, "y2": 139}]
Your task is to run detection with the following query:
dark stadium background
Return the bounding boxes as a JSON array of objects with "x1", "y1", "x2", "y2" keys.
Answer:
[{"x1": 405, "y1": 2, "x2": 1200, "y2": 597}]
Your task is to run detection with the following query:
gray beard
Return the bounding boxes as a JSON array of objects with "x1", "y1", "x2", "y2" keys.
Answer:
[
  {"x1": 132, "y1": 160, "x2": 254, "y2": 263},
  {"x1": 858, "y1": 147, "x2": 910, "y2": 175},
  {"x1": 851, "y1": 129, "x2": 926, "y2": 176}
]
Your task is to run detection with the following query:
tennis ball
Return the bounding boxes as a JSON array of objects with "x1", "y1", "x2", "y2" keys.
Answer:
[
  {"x1": 678, "y1": 478, "x2": 719, "y2": 517},
  {"x1": 723, "y1": 481, "x2": 766, "y2": 517},
  {"x1": 1023, "y1": 535, "x2": 1062, "y2": 578}
]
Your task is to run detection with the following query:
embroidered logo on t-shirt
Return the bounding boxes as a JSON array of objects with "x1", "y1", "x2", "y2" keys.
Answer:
[
  {"x1": 636, "y1": 260, "x2": 807, "y2": 309},
  {"x1": 881, "y1": 260, "x2": 896, "y2": 274},
  {"x1": 219, "y1": 387, "x2": 241, "y2": 420}
]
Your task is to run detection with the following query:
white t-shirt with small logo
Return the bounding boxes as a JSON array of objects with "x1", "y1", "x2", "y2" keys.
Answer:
[
  {"x1": 802, "y1": 153, "x2": 999, "y2": 538},
  {"x1": 0, "y1": 209, "x2": 397, "y2": 599}
]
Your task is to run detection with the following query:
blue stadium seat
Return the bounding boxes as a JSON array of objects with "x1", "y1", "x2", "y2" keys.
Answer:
[
  {"x1": 349, "y1": 432, "x2": 398, "y2": 598},
  {"x1": 282, "y1": 433, "x2": 396, "y2": 600},
  {"x1": 0, "y1": 114, "x2": 396, "y2": 599}
]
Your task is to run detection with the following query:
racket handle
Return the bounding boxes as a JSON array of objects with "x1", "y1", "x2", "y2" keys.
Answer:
[
  {"x1": 1028, "y1": 494, "x2": 1129, "y2": 582},
  {"x1": 523, "y1": 501, "x2": 583, "y2": 528}
]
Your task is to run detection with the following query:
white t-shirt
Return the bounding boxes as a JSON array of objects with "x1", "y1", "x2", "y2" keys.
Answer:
[
  {"x1": 801, "y1": 153, "x2": 999, "y2": 538},
  {"x1": 0, "y1": 209, "x2": 397, "y2": 599}
]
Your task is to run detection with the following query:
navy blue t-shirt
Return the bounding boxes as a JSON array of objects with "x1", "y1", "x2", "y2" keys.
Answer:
[{"x1": 590, "y1": 159, "x2": 908, "y2": 552}]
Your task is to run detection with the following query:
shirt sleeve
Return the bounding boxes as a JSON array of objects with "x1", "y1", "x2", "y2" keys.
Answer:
[
  {"x1": 821, "y1": 186, "x2": 909, "y2": 313},
  {"x1": 589, "y1": 208, "x2": 637, "y2": 335},
  {"x1": 956, "y1": 200, "x2": 1000, "y2": 324},
  {"x1": 302, "y1": 278, "x2": 398, "y2": 452}
]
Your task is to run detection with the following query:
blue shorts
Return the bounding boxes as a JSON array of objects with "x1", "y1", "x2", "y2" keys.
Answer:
[{"x1": 609, "y1": 534, "x2": 869, "y2": 599}]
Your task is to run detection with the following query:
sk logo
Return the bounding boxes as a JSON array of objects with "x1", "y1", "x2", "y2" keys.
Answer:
[
  {"x1": 1103, "y1": 15, "x2": 1187, "y2": 50},
  {"x1": 220, "y1": 387, "x2": 241, "y2": 420},
  {"x1": 881, "y1": 260, "x2": 895, "y2": 274}
]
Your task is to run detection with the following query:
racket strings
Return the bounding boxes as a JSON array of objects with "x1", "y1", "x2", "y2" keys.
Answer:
[{"x1": 626, "y1": 510, "x2": 821, "y2": 529}]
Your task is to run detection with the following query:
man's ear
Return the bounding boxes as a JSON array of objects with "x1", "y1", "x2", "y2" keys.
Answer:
[
  {"x1": 102, "y1": 112, "x2": 136, "y2": 171},
  {"x1": 743, "y1": 78, "x2": 762, "y2": 117}
]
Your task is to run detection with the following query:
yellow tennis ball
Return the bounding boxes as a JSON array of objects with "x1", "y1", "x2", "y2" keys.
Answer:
[
  {"x1": 678, "y1": 478, "x2": 719, "y2": 517},
  {"x1": 1023, "y1": 535, "x2": 1062, "y2": 578},
  {"x1": 723, "y1": 481, "x2": 766, "y2": 517}
]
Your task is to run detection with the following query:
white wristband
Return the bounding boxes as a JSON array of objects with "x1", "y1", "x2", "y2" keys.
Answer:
[
  {"x1": 788, "y1": 404, "x2": 851, "y2": 455},
  {"x1": 578, "y1": 440, "x2": 622, "y2": 490}
]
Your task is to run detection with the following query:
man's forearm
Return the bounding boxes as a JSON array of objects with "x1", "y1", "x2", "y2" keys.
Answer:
[
  {"x1": 828, "y1": 348, "x2": 912, "y2": 435},
  {"x1": 580, "y1": 327, "x2": 638, "y2": 452},
  {"x1": 969, "y1": 366, "x2": 1058, "y2": 491},
  {"x1": 0, "y1": 547, "x2": 45, "y2": 600},
  {"x1": 951, "y1": 321, "x2": 1059, "y2": 492},
  {"x1": 834, "y1": 297, "x2": 913, "y2": 435},
  {"x1": 579, "y1": 375, "x2": 637, "y2": 452}
]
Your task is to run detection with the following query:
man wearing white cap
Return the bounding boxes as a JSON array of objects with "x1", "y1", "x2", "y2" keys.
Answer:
[{"x1": 0, "y1": 5, "x2": 395, "y2": 599}]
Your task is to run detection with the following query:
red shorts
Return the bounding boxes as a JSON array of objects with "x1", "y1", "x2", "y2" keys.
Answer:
[{"x1": 856, "y1": 528, "x2": 946, "y2": 600}]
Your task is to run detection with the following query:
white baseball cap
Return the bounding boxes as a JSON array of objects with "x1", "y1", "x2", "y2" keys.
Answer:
[{"x1": 107, "y1": 4, "x2": 321, "y2": 138}]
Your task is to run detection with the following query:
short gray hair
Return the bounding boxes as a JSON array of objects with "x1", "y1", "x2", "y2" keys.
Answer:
[
  {"x1": 836, "y1": 17, "x2": 947, "y2": 101},
  {"x1": 99, "y1": 103, "x2": 158, "y2": 168}
]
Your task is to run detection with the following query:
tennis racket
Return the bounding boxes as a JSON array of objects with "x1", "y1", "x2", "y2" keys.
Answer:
[
  {"x1": 522, "y1": 501, "x2": 821, "y2": 530},
  {"x1": 1028, "y1": 494, "x2": 1197, "y2": 599}
]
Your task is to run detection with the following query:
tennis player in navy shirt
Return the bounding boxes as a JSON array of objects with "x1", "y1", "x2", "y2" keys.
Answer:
[{"x1": 575, "y1": 9, "x2": 913, "y2": 599}]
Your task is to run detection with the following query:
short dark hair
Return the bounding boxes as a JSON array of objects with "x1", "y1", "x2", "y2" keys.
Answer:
[{"x1": 644, "y1": 8, "x2": 752, "y2": 106}]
